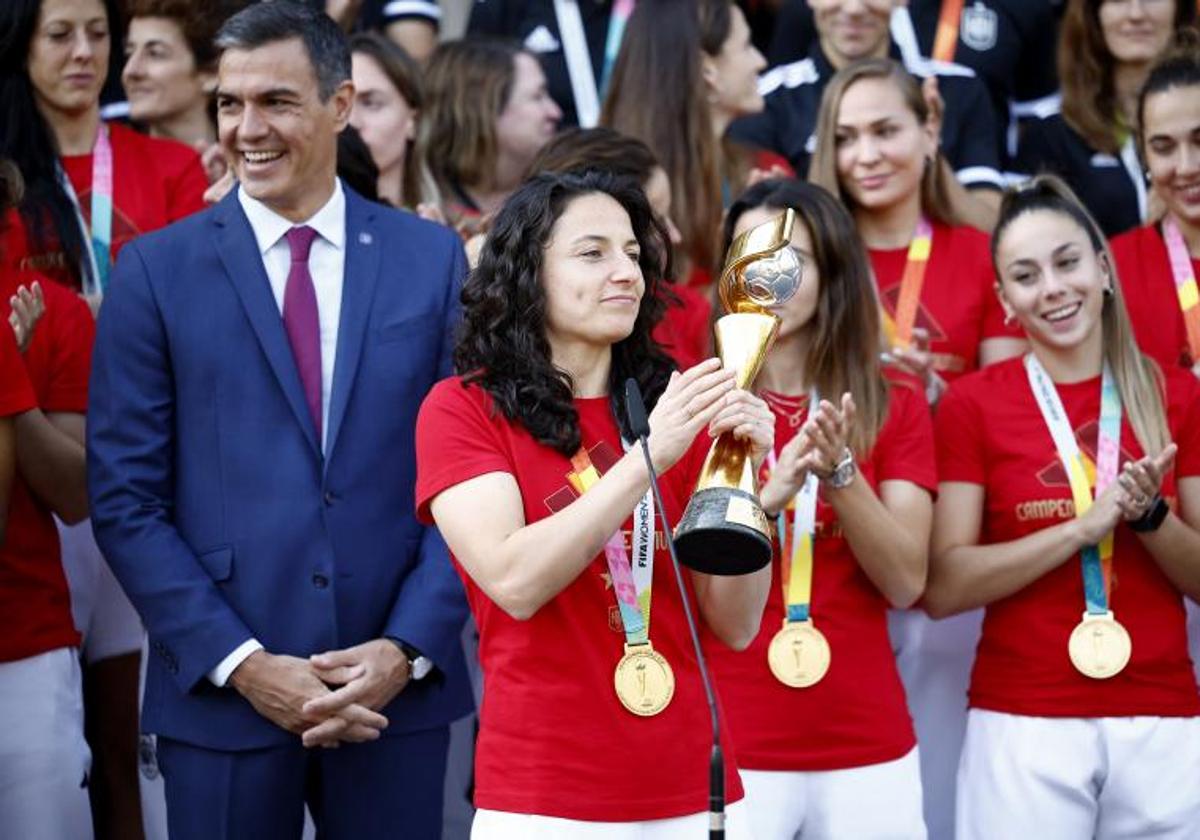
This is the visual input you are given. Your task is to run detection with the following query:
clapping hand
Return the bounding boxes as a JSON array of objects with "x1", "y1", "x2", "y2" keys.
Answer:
[
  {"x1": 9, "y1": 281, "x2": 44, "y2": 353},
  {"x1": 1115, "y1": 445, "x2": 1177, "y2": 523}
]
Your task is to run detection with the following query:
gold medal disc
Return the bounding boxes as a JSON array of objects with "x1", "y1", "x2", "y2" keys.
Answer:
[
  {"x1": 767, "y1": 619, "x2": 831, "y2": 688},
  {"x1": 614, "y1": 643, "x2": 675, "y2": 716},
  {"x1": 1068, "y1": 611, "x2": 1132, "y2": 680}
]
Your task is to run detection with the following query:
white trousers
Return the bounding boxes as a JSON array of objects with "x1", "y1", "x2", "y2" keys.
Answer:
[
  {"x1": 0, "y1": 647, "x2": 94, "y2": 839},
  {"x1": 957, "y1": 709, "x2": 1200, "y2": 840},
  {"x1": 740, "y1": 748, "x2": 927, "y2": 840},
  {"x1": 57, "y1": 517, "x2": 144, "y2": 664},
  {"x1": 889, "y1": 608, "x2": 982, "y2": 840},
  {"x1": 472, "y1": 800, "x2": 750, "y2": 839}
]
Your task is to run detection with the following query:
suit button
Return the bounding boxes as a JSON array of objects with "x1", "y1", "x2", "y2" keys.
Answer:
[
  {"x1": 312, "y1": 574, "x2": 329, "y2": 589},
  {"x1": 323, "y1": 492, "x2": 336, "y2": 507}
]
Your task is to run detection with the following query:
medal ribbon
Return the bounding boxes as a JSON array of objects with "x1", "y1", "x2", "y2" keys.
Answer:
[
  {"x1": 570, "y1": 444, "x2": 656, "y2": 644},
  {"x1": 932, "y1": 0, "x2": 965, "y2": 62},
  {"x1": 61, "y1": 122, "x2": 113, "y2": 297},
  {"x1": 1024, "y1": 355, "x2": 1122, "y2": 614},
  {"x1": 598, "y1": 0, "x2": 635, "y2": 98},
  {"x1": 766, "y1": 390, "x2": 820, "y2": 623},
  {"x1": 889, "y1": 216, "x2": 934, "y2": 349},
  {"x1": 1161, "y1": 217, "x2": 1200, "y2": 365}
]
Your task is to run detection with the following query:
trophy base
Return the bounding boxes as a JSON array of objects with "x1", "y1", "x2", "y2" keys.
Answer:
[{"x1": 674, "y1": 487, "x2": 772, "y2": 575}]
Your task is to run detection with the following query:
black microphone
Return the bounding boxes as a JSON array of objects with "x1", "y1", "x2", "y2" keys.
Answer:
[{"x1": 624, "y1": 378, "x2": 726, "y2": 840}]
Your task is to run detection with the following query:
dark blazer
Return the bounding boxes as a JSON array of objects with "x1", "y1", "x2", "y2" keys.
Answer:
[{"x1": 87, "y1": 185, "x2": 473, "y2": 750}]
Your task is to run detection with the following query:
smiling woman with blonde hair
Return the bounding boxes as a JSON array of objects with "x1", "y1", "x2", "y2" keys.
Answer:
[{"x1": 928, "y1": 175, "x2": 1200, "y2": 839}]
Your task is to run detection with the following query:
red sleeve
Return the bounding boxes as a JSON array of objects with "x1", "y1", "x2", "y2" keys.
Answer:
[
  {"x1": 1167, "y1": 369, "x2": 1200, "y2": 479},
  {"x1": 415, "y1": 377, "x2": 515, "y2": 523},
  {"x1": 935, "y1": 377, "x2": 987, "y2": 484},
  {"x1": 0, "y1": 326, "x2": 34, "y2": 417},
  {"x1": 166, "y1": 145, "x2": 208, "y2": 221},
  {"x1": 874, "y1": 378, "x2": 937, "y2": 494},
  {"x1": 40, "y1": 282, "x2": 93, "y2": 413}
]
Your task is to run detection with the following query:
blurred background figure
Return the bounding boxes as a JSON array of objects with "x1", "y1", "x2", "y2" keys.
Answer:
[
  {"x1": 1017, "y1": 0, "x2": 1195, "y2": 236},
  {"x1": 602, "y1": 0, "x2": 779, "y2": 286},
  {"x1": 121, "y1": 0, "x2": 233, "y2": 184},
  {"x1": 349, "y1": 31, "x2": 440, "y2": 211},
  {"x1": 423, "y1": 37, "x2": 561, "y2": 235}
]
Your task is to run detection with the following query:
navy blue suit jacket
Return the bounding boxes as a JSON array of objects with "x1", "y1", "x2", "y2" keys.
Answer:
[{"x1": 87, "y1": 186, "x2": 473, "y2": 751}]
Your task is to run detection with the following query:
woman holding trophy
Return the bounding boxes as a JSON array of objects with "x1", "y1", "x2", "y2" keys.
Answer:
[
  {"x1": 926, "y1": 177, "x2": 1200, "y2": 838},
  {"x1": 414, "y1": 169, "x2": 787, "y2": 838},
  {"x1": 703, "y1": 178, "x2": 936, "y2": 839}
]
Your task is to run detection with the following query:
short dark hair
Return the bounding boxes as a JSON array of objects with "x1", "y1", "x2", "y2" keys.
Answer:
[{"x1": 215, "y1": 1, "x2": 350, "y2": 101}]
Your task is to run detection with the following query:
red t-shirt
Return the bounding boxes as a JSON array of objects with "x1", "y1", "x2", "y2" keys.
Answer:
[
  {"x1": 869, "y1": 222, "x2": 1018, "y2": 382},
  {"x1": 653, "y1": 283, "x2": 712, "y2": 370},
  {"x1": 706, "y1": 377, "x2": 936, "y2": 770},
  {"x1": 1110, "y1": 224, "x2": 1198, "y2": 371},
  {"x1": 0, "y1": 322, "x2": 34, "y2": 417},
  {"x1": 0, "y1": 273, "x2": 93, "y2": 662},
  {"x1": 415, "y1": 377, "x2": 744, "y2": 821},
  {"x1": 936, "y1": 357, "x2": 1200, "y2": 717},
  {"x1": 2, "y1": 122, "x2": 207, "y2": 290}
]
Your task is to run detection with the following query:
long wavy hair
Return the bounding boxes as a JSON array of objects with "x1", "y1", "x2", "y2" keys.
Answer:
[
  {"x1": 1059, "y1": 0, "x2": 1194, "y2": 154},
  {"x1": 456, "y1": 170, "x2": 676, "y2": 455},
  {"x1": 808, "y1": 58, "x2": 985, "y2": 230},
  {"x1": 0, "y1": 0, "x2": 114, "y2": 284},
  {"x1": 601, "y1": 0, "x2": 731, "y2": 278},
  {"x1": 725, "y1": 178, "x2": 889, "y2": 453},
  {"x1": 992, "y1": 175, "x2": 1169, "y2": 455}
]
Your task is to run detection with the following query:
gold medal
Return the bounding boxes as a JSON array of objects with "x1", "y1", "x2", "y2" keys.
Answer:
[
  {"x1": 614, "y1": 642, "x2": 675, "y2": 716},
  {"x1": 1068, "y1": 611, "x2": 1132, "y2": 679},
  {"x1": 767, "y1": 619, "x2": 831, "y2": 688}
]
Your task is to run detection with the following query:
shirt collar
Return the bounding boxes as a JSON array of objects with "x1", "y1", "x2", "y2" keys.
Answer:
[{"x1": 237, "y1": 178, "x2": 347, "y2": 256}]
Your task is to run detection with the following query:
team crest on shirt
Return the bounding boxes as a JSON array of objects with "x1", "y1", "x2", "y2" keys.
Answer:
[
  {"x1": 1035, "y1": 420, "x2": 1138, "y2": 489},
  {"x1": 961, "y1": 2, "x2": 999, "y2": 52},
  {"x1": 543, "y1": 440, "x2": 622, "y2": 513},
  {"x1": 878, "y1": 285, "x2": 950, "y2": 344}
]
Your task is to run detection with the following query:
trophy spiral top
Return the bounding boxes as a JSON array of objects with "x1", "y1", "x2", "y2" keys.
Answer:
[{"x1": 718, "y1": 208, "x2": 802, "y2": 314}]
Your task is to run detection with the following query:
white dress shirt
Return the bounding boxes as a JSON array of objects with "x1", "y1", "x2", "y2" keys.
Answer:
[{"x1": 208, "y1": 180, "x2": 347, "y2": 688}]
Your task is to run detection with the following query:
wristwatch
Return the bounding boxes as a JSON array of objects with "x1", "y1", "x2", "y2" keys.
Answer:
[
  {"x1": 387, "y1": 638, "x2": 434, "y2": 681},
  {"x1": 1129, "y1": 495, "x2": 1169, "y2": 533},
  {"x1": 821, "y1": 448, "x2": 857, "y2": 489}
]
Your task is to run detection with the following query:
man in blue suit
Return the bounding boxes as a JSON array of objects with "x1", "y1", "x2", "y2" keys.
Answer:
[{"x1": 87, "y1": 4, "x2": 472, "y2": 838}]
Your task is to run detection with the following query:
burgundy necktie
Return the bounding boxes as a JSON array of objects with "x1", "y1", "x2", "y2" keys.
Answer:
[{"x1": 283, "y1": 226, "x2": 322, "y2": 441}]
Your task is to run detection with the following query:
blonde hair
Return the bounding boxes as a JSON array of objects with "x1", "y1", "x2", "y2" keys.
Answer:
[
  {"x1": 808, "y1": 58, "x2": 995, "y2": 231},
  {"x1": 992, "y1": 175, "x2": 1169, "y2": 455}
]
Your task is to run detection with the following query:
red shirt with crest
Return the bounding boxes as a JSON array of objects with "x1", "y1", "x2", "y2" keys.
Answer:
[
  {"x1": 869, "y1": 222, "x2": 1019, "y2": 382},
  {"x1": 936, "y1": 357, "x2": 1200, "y2": 717},
  {"x1": 415, "y1": 377, "x2": 744, "y2": 820},
  {"x1": 706, "y1": 376, "x2": 936, "y2": 770}
]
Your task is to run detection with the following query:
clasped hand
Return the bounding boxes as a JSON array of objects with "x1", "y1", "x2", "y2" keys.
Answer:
[
  {"x1": 644, "y1": 358, "x2": 774, "y2": 474},
  {"x1": 1074, "y1": 444, "x2": 1178, "y2": 545},
  {"x1": 229, "y1": 639, "x2": 411, "y2": 749}
]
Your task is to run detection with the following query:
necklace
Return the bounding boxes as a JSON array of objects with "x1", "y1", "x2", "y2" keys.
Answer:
[{"x1": 761, "y1": 389, "x2": 811, "y2": 428}]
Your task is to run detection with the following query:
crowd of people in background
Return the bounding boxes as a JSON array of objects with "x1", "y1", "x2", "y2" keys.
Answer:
[{"x1": 3, "y1": 0, "x2": 1200, "y2": 838}]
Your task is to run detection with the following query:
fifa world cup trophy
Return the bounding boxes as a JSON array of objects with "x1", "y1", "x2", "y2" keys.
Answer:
[{"x1": 673, "y1": 209, "x2": 802, "y2": 575}]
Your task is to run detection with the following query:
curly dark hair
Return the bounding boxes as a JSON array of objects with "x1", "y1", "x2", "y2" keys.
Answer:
[{"x1": 456, "y1": 170, "x2": 676, "y2": 455}]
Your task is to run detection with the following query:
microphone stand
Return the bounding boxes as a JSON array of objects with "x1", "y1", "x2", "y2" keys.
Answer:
[{"x1": 625, "y1": 380, "x2": 725, "y2": 840}]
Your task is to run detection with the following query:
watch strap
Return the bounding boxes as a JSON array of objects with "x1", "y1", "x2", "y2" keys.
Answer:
[{"x1": 1129, "y1": 495, "x2": 1169, "y2": 533}]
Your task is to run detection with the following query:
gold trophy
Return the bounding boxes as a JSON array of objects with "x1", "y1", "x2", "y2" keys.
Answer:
[{"x1": 674, "y1": 209, "x2": 802, "y2": 575}]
